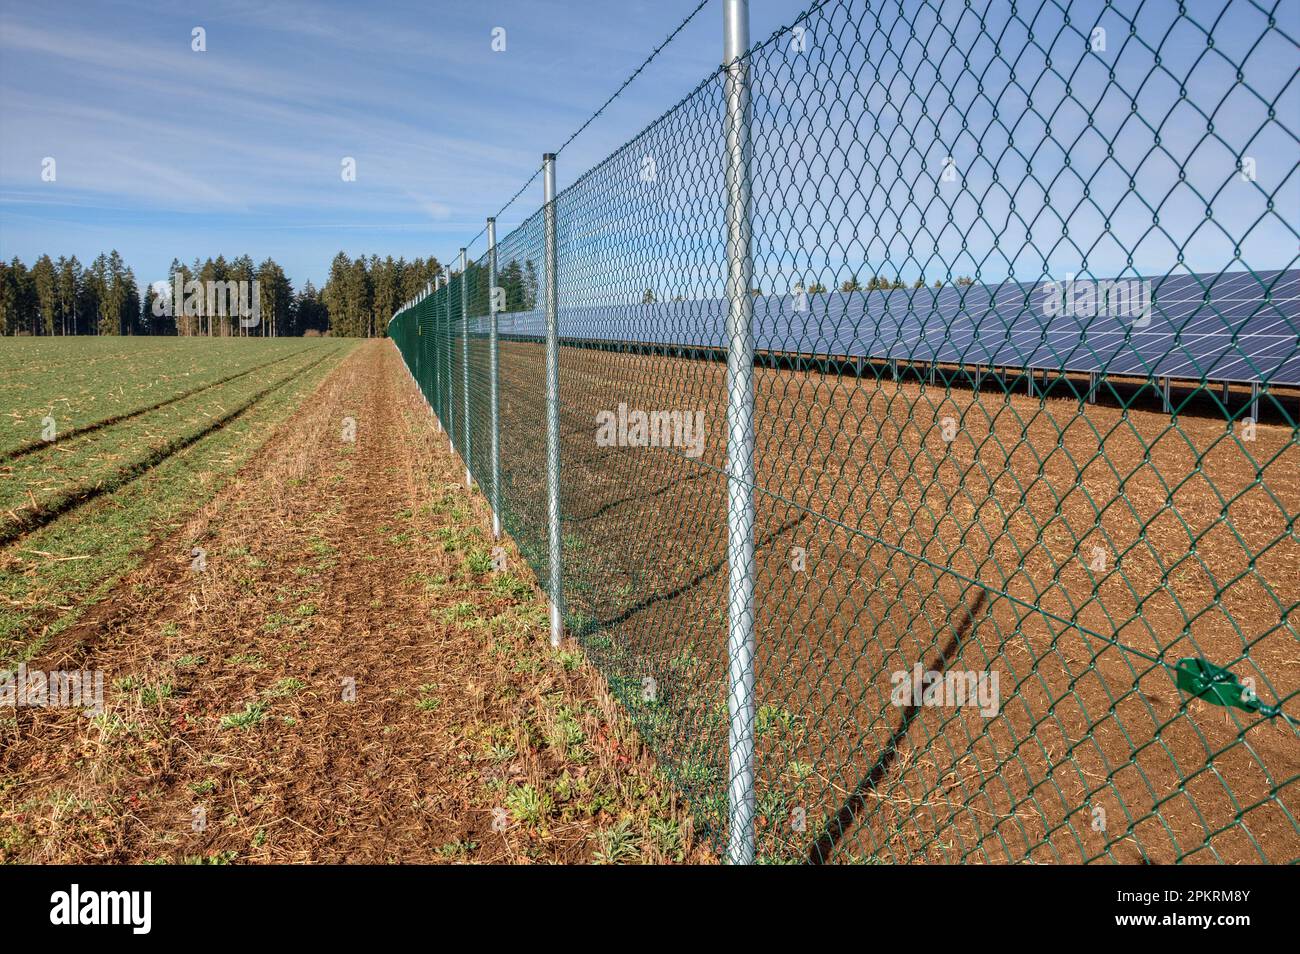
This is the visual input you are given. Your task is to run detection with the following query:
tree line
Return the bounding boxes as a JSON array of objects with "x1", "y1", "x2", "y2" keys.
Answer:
[
  {"x1": 0, "y1": 252, "x2": 142, "y2": 336},
  {"x1": 0, "y1": 251, "x2": 448, "y2": 338},
  {"x1": 319, "y1": 252, "x2": 444, "y2": 338}
]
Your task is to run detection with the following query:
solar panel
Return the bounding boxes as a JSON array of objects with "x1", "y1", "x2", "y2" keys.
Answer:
[{"x1": 480, "y1": 269, "x2": 1300, "y2": 387}]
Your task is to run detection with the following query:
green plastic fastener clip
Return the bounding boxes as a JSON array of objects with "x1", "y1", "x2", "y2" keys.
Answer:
[{"x1": 1174, "y1": 657, "x2": 1293, "y2": 724}]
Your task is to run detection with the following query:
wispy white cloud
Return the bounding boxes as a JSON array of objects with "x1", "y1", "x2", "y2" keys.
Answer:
[{"x1": 0, "y1": 0, "x2": 774, "y2": 283}]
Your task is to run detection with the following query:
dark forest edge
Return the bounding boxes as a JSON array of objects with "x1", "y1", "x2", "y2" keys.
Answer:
[{"x1": 0, "y1": 251, "x2": 451, "y2": 338}]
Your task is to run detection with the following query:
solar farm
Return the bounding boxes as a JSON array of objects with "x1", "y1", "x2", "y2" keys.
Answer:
[
  {"x1": 390, "y1": 248, "x2": 1300, "y2": 863},
  {"x1": 487, "y1": 269, "x2": 1300, "y2": 401}
]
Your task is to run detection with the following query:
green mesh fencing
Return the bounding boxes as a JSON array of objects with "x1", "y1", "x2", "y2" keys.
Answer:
[{"x1": 389, "y1": 0, "x2": 1298, "y2": 863}]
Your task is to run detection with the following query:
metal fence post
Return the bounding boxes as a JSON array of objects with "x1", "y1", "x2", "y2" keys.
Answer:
[
  {"x1": 444, "y1": 270, "x2": 455, "y2": 454},
  {"x1": 722, "y1": 0, "x2": 756, "y2": 866},
  {"x1": 544, "y1": 153, "x2": 564, "y2": 649},
  {"x1": 488, "y1": 217, "x2": 502, "y2": 540},
  {"x1": 460, "y1": 248, "x2": 472, "y2": 487},
  {"x1": 432, "y1": 284, "x2": 443, "y2": 432}
]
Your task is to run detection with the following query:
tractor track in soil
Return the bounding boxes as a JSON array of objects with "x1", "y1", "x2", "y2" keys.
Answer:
[
  {"x1": 0, "y1": 351, "x2": 335, "y2": 548},
  {"x1": 0, "y1": 345, "x2": 317, "y2": 465}
]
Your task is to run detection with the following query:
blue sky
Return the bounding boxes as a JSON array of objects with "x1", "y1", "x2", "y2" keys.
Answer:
[
  {"x1": 0, "y1": 0, "x2": 802, "y2": 287},
  {"x1": 2, "y1": 0, "x2": 1295, "y2": 296}
]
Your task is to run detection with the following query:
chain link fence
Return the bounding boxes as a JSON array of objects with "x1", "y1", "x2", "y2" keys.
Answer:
[{"x1": 389, "y1": 0, "x2": 1298, "y2": 863}]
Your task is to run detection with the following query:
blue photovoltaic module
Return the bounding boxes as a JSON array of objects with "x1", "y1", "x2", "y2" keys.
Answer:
[{"x1": 482, "y1": 270, "x2": 1300, "y2": 386}]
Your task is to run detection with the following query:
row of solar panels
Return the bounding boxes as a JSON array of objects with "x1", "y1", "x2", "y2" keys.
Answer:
[{"x1": 443, "y1": 269, "x2": 1300, "y2": 386}]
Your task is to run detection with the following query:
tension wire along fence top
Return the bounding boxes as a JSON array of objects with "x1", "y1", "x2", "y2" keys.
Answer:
[{"x1": 390, "y1": 0, "x2": 1299, "y2": 864}]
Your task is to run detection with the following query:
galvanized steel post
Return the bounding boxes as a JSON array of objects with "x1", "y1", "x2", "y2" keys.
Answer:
[
  {"x1": 432, "y1": 283, "x2": 442, "y2": 432},
  {"x1": 544, "y1": 153, "x2": 564, "y2": 649},
  {"x1": 488, "y1": 217, "x2": 502, "y2": 540},
  {"x1": 460, "y1": 248, "x2": 471, "y2": 487},
  {"x1": 445, "y1": 271, "x2": 455, "y2": 453},
  {"x1": 722, "y1": 0, "x2": 756, "y2": 866}
]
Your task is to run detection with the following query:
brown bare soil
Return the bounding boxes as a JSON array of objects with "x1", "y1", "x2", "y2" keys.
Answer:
[
  {"x1": 487, "y1": 339, "x2": 1298, "y2": 864},
  {"x1": 0, "y1": 341, "x2": 703, "y2": 864}
]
